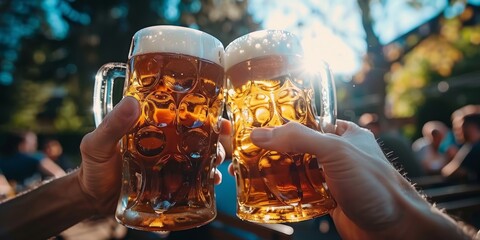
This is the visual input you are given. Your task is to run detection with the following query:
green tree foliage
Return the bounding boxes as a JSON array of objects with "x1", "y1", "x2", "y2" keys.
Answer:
[
  {"x1": 0, "y1": 0, "x2": 259, "y2": 134},
  {"x1": 387, "y1": 6, "x2": 480, "y2": 118},
  {"x1": 6, "y1": 81, "x2": 54, "y2": 131}
]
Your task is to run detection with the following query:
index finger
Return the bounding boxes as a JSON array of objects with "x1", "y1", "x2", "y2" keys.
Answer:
[{"x1": 249, "y1": 122, "x2": 343, "y2": 157}]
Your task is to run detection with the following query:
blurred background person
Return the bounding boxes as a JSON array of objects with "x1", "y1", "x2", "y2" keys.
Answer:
[
  {"x1": 359, "y1": 113, "x2": 424, "y2": 178},
  {"x1": 442, "y1": 113, "x2": 480, "y2": 182},
  {"x1": 451, "y1": 105, "x2": 480, "y2": 146},
  {"x1": 439, "y1": 105, "x2": 480, "y2": 181},
  {"x1": 42, "y1": 138, "x2": 77, "y2": 172},
  {"x1": 0, "y1": 130, "x2": 65, "y2": 192},
  {"x1": 412, "y1": 121, "x2": 453, "y2": 175}
]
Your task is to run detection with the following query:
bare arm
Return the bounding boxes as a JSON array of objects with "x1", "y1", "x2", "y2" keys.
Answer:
[
  {"x1": 39, "y1": 157, "x2": 66, "y2": 178},
  {"x1": 0, "y1": 97, "x2": 228, "y2": 240},
  {"x1": 0, "y1": 98, "x2": 140, "y2": 240},
  {"x1": 0, "y1": 174, "x2": 13, "y2": 199},
  {"x1": 0, "y1": 170, "x2": 94, "y2": 240}
]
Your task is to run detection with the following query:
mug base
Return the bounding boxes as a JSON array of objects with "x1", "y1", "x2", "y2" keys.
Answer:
[
  {"x1": 115, "y1": 207, "x2": 216, "y2": 231},
  {"x1": 236, "y1": 200, "x2": 336, "y2": 223}
]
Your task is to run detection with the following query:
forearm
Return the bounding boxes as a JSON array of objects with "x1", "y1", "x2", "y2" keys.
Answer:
[{"x1": 0, "y1": 170, "x2": 95, "y2": 240}]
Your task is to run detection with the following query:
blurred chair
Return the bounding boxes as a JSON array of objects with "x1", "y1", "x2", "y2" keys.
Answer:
[{"x1": 420, "y1": 180, "x2": 480, "y2": 229}]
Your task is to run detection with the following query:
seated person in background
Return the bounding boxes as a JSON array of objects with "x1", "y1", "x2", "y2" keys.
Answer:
[
  {"x1": 0, "y1": 130, "x2": 65, "y2": 191},
  {"x1": 42, "y1": 138, "x2": 77, "y2": 172},
  {"x1": 441, "y1": 105, "x2": 480, "y2": 180},
  {"x1": 412, "y1": 121, "x2": 452, "y2": 175},
  {"x1": 359, "y1": 113, "x2": 424, "y2": 178},
  {"x1": 442, "y1": 113, "x2": 480, "y2": 182},
  {"x1": 451, "y1": 105, "x2": 480, "y2": 145}
]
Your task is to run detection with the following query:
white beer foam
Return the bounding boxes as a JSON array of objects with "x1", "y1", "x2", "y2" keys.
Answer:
[
  {"x1": 224, "y1": 30, "x2": 304, "y2": 70},
  {"x1": 130, "y1": 25, "x2": 224, "y2": 67}
]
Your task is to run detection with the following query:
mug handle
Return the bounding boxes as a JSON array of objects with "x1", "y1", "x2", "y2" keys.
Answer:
[
  {"x1": 315, "y1": 61, "x2": 337, "y2": 134},
  {"x1": 93, "y1": 63, "x2": 127, "y2": 127}
]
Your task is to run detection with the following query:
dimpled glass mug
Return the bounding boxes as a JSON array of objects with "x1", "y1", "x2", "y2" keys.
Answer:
[
  {"x1": 225, "y1": 30, "x2": 337, "y2": 223},
  {"x1": 93, "y1": 26, "x2": 225, "y2": 231}
]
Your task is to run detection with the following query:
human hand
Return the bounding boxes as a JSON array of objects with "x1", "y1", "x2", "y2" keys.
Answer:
[
  {"x1": 229, "y1": 120, "x2": 459, "y2": 239},
  {"x1": 77, "y1": 97, "x2": 228, "y2": 216}
]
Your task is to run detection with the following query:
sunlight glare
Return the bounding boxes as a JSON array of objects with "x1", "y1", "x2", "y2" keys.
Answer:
[
  {"x1": 248, "y1": 0, "x2": 362, "y2": 77},
  {"x1": 301, "y1": 24, "x2": 360, "y2": 76}
]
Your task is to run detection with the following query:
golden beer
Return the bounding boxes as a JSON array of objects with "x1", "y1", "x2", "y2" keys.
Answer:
[
  {"x1": 94, "y1": 26, "x2": 224, "y2": 231},
  {"x1": 225, "y1": 30, "x2": 336, "y2": 223}
]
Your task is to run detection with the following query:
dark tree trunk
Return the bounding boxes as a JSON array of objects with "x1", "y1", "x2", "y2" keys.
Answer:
[{"x1": 356, "y1": 0, "x2": 392, "y2": 120}]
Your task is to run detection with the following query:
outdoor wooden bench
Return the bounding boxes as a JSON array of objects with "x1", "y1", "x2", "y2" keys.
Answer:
[
  {"x1": 411, "y1": 175, "x2": 451, "y2": 189},
  {"x1": 436, "y1": 196, "x2": 480, "y2": 214},
  {"x1": 422, "y1": 184, "x2": 480, "y2": 203}
]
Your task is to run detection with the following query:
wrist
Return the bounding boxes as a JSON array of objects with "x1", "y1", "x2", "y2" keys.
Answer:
[{"x1": 70, "y1": 170, "x2": 98, "y2": 217}]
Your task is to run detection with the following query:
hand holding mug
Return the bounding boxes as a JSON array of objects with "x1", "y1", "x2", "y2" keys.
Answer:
[
  {"x1": 237, "y1": 121, "x2": 473, "y2": 239},
  {"x1": 93, "y1": 26, "x2": 225, "y2": 231}
]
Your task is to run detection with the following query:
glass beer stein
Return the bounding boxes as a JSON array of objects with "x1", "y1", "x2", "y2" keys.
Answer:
[
  {"x1": 225, "y1": 30, "x2": 337, "y2": 223},
  {"x1": 93, "y1": 25, "x2": 225, "y2": 231}
]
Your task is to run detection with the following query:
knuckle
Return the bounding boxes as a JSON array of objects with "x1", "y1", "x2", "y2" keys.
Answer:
[
  {"x1": 79, "y1": 132, "x2": 94, "y2": 154},
  {"x1": 282, "y1": 122, "x2": 303, "y2": 136}
]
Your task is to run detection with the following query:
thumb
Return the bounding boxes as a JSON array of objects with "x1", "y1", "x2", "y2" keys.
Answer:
[{"x1": 81, "y1": 97, "x2": 140, "y2": 161}]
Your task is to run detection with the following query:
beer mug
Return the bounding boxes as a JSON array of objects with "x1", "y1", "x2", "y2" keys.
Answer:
[
  {"x1": 93, "y1": 25, "x2": 225, "y2": 231},
  {"x1": 225, "y1": 30, "x2": 337, "y2": 223}
]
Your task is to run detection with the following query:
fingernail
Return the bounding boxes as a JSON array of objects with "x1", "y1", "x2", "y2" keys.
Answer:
[{"x1": 250, "y1": 128, "x2": 273, "y2": 142}]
